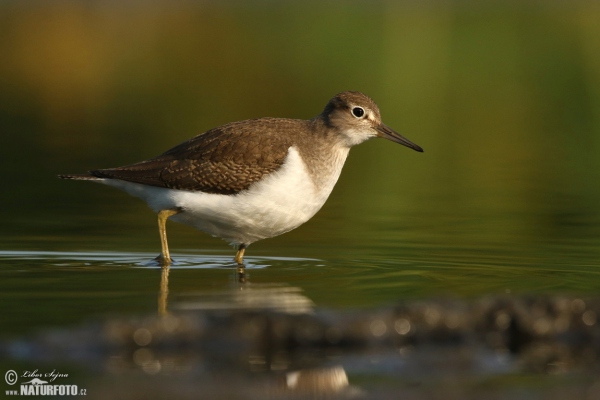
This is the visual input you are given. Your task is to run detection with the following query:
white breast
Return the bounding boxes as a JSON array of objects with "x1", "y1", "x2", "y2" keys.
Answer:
[{"x1": 102, "y1": 146, "x2": 349, "y2": 246}]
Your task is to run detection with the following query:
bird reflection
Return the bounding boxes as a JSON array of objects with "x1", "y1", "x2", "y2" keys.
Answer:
[
  {"x1": 157, "y1": 263, "x2": 247, "y2": 316},
  {"x1": 158, "y1": 265, "x2": 169, "y2": 316},
  {"x1": 151, "y1": 264, "x2": 356, "y2": 397},
  {"x1": 157, "y1": 263, "x2": 313, "y2": 315},
  {"x1": 282, "y1": 366, "x2": 351, "y2": 396},
  {"x1": 237, "y1": 264, "x2": 246, "y2": 283},
  {"x1": 175, "y1": 281, "x2": 314, "y2": 314}
]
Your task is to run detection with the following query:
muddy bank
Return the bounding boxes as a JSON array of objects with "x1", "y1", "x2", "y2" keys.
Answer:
[{"x1": 4, "y1": 295, "x2": 600, "y2": 399}]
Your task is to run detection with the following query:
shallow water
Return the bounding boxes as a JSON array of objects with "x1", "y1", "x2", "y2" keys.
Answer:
[
  {"x1": 2, "y1": 1, "x2": 600, "y2": 397},
  {"x1": 3, "y1": 219, "x2": 600, "y2": 337}
]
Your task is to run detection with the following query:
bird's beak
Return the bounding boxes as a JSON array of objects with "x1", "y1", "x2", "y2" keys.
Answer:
[{"x1": 375, "y1": 124, "x2": 423, "y2": 152}]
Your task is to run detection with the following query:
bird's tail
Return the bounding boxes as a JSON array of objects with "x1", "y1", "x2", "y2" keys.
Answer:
[{"x1": 58, "y1": 173, "x2": 102, "y2": 181}]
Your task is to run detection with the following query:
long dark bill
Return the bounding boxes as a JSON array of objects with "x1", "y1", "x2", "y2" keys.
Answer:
[{"x1": 375, "y1": 124, "x2": 424, "y2": 152}]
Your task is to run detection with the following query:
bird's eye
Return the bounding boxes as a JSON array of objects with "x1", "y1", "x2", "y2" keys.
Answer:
[{"x1": 351, "y1": 107, "x2": 365, "y2": 118}]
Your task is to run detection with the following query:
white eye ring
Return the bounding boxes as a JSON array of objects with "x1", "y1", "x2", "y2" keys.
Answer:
[{"x1": 351, "y1": 107, "x2": 365, "y2": 119}]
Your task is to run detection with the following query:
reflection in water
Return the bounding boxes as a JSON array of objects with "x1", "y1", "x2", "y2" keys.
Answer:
[
  {"x1": 151, "y1": 264, "x2": 354, "y2": 398},
  {"x1": 284, "y1": 366, "x2": 350, "y2": 394},
  {"x1": 237, "y1": 264, "x2": 246, "y2": 283},
  {"x1": 153, "y1": 261, "x2": 317, "y2": 320},
  {"x1": 175, "y1": 282, "x2": 315, "y2": 314},
  {"x1": 159, "y1": 263, "x2": 242, "y2": 316},
  {"x1": 158, "y1": 266, "x2": 169, "y2": 316},
  {"x1": 156, "y1": 264, "x2": 314, "y2": 315}
]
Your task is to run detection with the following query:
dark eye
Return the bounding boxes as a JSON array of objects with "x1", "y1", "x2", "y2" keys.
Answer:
[{"x1": 351, "y1": 107, "x2": 365, "y2": 118}]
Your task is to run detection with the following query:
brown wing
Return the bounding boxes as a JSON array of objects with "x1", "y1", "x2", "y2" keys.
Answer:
[{"x1": 91, "y1": 118, "x2": 304, "y2": 195}]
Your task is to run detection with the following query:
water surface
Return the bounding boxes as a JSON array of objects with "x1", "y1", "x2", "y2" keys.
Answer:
[{"x1": 2, "y1": 1, "x2": 600, "y2": 398}]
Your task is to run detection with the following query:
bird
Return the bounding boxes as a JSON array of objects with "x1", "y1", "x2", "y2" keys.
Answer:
[{"x1": 59, "y1": 91, "x2": 423, "y2": 266}]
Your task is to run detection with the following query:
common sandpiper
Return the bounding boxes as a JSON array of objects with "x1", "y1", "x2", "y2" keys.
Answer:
[{"x1": 60, "y1": 91, "x2": 423, "y2": 265}]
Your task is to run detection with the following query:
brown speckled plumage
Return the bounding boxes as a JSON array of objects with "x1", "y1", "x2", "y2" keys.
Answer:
[
  {"x1": 60, "y1": 92, "x2": 422, "y2": 197},
  {"x1": 86, "y1": 118, "x2": 312, "y2": 195},
  {"x1": 60, "y1": 91, "x2": 424, "y2": 197}
]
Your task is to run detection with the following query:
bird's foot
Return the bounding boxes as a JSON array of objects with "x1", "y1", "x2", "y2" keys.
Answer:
[{"x1": 154, "y1": 254, "x2": 173, "y2": 266}]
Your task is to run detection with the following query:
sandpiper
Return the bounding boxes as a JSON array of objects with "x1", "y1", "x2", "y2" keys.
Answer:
[{"x1": 60, "y1": 91, "x2": 423, "y2": 265}]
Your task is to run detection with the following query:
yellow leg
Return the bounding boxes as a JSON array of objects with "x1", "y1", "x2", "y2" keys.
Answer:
[
  {"x1": 234, "y1": 244, "x2": 246, "y2": 265},
  {"x1": 156, "y1": 209, "x2": 180, "y2": 266}
]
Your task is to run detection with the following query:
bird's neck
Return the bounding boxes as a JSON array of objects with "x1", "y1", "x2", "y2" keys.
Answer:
[{"x1": 294, "y1": 123, "x2": 351, "y2": 198}]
